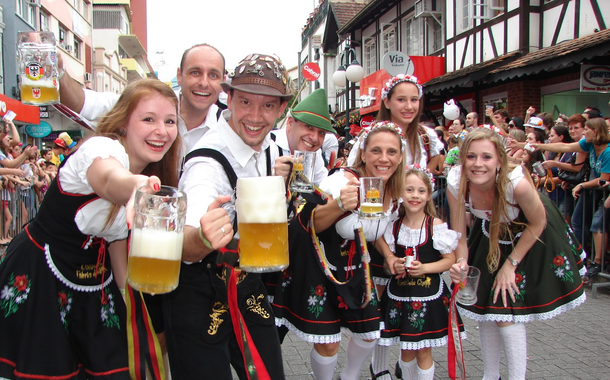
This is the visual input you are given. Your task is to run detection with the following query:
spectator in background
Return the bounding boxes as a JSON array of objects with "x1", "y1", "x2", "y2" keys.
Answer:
[
  {"x1": 536, "y1": 112, "x2": 554, "y2": 135},
  {"x1": 466, "y1": 112, "x2": 479, "y2": 130},
  {"x1": 556, "y1": 114, "x2": 569, "y2": 124},
  {"x1": 508, "y1": 117, "x2": 525, "y2": 132},
  {"x1": 507, "y1": 129, "x2": 527, "y2": 164},
  {"x1": 448, "y1": 117, "x2": 468, "y2": 140},
  {"x1": 583, "y1": 106, "x2": 602, "y2": 120},
  {"x1": 524, "y1": 116, "x2": 546, "y2": 135},
  {"x1": 493, "y1": 108, "x2": 509, "y2": 124}
]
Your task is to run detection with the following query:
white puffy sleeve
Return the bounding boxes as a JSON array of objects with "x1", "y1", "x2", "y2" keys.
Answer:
[
  {"x1": 383, "y1": 221, "x2": 397, "y2": 254},
  {"x1": 432, "y1": 222, "x2": 461, "y2": 254},
  {"x1": 446, "y1": 165, "x2": 462, "y2": 200}
]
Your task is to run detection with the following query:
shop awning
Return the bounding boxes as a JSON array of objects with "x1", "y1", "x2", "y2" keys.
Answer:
[{"x1": 0, "y1": 94, "x2": 41, "y2": 125}]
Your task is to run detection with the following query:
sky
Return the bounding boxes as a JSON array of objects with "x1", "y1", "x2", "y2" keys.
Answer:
[{"x1": 146, "y1": 0, "x2": 317, "y2": 82}]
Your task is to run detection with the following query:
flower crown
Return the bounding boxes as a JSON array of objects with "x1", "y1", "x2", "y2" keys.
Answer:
[
  {"x1": 405, "y1": 163, "x2": 435, "y2": 191},
  {"x1": 381, "y1": 74, "x2": 423, "y2": 100},
  {"x1": 359, "y1": 120, "x2": 405, "y2": 150}
]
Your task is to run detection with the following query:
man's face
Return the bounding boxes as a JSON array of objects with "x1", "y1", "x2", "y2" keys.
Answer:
[
  {"x1": 493, "y1": 113, "x2": 503, "y2": 123},
  {"x1": 449, "y1": 119, "x2": 464, "y2": 135},
  {"x1": 466, "y1": 113, "x2": 476, "y2": 127},
  {"x1": 227, "y1": 90, "x2": 287, "y2": 151},
  {"x1": 177, "y1": 46, "x2": 224, "y2": 115},
  {"x1": 286, "y1": 117, "x2": 326, "y2": 152}
]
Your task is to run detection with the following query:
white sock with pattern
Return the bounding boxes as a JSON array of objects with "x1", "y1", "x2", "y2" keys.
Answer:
[
  {"x1": 399, "y1": 357, "x2": 418, "y2": 380},
  {"x1": 479, "y1": 321, "x2": 502, "y2": 380},
  {"x1": 371, "y1": 344, "x2": 391, "y2": 379},
  {"x1": 499, "y1": 323, "x2": 527, "y2": 380},
  {"x1": 310, "y1": 348, "x2": 338, "y2": 380},
  {"x1": 417, "y1": 362, "x2": 435, "y2": 380},
  {"x1": 340, "y1": 336, "x2": 377, "y2": 380}
]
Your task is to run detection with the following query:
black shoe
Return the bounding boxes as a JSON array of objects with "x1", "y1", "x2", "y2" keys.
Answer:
[
  {"x1": 369, "y1": 363, "x2": 392, "y2": 380},
  {"x1": 394, "y1": 361, "x2": 402, "y2": 380},
  {"x1": 588, "y1": 263, "x2": 602, "y2": 277}
]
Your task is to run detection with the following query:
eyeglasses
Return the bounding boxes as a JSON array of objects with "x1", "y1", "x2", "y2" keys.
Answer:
[{"x1": 508, "y1": 123, "x2": 516, "y2": 128}]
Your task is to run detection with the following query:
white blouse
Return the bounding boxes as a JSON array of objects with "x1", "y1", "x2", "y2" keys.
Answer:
[
  {"x1": 59, "y1": 136, "x2": 130, "y2": 242},
  {"x1": 446, "y1": 165, "x2": 525, "y2": 223},
  {"x1": 383, "y1": 221, "x2": 460, "y2": 255}
]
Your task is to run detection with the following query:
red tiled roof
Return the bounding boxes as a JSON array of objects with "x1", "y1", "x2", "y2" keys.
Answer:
[{"x1": 330, "y1": 1, "x2": 370, "y2": 31}]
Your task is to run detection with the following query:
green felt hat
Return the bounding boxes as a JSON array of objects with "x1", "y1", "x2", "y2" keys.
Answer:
[{"x1": 291, "y1": 89, "x2": 335, "y2": 134}]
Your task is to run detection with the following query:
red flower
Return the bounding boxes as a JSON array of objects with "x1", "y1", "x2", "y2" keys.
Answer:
[
  {"x1": 58, "y1": 292, "x2": 68, "y2": 306},
  {"x1": 515, "y1": 273, "x2": 523, "y2": 284},
  {"x1": 442, "y1": 296, "x2": 449, "y2": 307},
  {"x1": 412, "y1": 301, "x2": 422, "y2": 311},
  {"x1": 283, "y1": 270, "x2": 290, "y2": 279},
  {"x1": 337, "y1": 296, "x2": 348, "y2": 310},
  {"x1": 13, "y1": 275, "x2": 28, "y2": 292},
  {"x1": 553, "y1": 256, "x2": 565, "y2": 267},
  {"x1": 394, "y1": 301, "x2": 402, "y2": 309},
  {"x1": 314, "y1": 285, "x2": 324, "y2": 297}
]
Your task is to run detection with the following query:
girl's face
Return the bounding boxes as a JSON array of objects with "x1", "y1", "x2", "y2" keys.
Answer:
[
  {"x1": 360, "y1": 131, "x2": 402, "y2": 182},
  {"x1": 122, "y1": 92, "x2": 178, "y2": 174},
  {"x1": 526, "y1": 132, "x2": 540, "y2": 144},
  {"x1": 583, "y1": 125, "x2": 596, "y2": 143},
  {"x1": 463, "y1": 139, "x2": 501, "y2": 187},
  {"x1": 548, "y1": 128, "x2": 561, "y2": 144},
  {"x1": 403, "y1": 174, "x2": 430, "y2": 214},
  {"x1": 383, "y1": 82, "x2": 420, "y2": 128}
]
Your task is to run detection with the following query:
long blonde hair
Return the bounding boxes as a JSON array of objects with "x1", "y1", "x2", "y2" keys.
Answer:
[{"x1": 456, "y1": 129, "x2": 533, "y2": 272}]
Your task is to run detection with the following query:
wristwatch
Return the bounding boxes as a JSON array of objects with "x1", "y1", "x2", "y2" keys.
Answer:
[{"x1": 507, "y1": 255, "x2": 520, "y2": 266}]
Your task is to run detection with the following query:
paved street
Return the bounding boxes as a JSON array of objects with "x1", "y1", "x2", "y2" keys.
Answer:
[{"x1": 268, "y1": 279, "x2": 610, "y2": 380}]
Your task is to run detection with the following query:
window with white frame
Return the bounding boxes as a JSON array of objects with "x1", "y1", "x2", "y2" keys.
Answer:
[
  {"x1": 404, "y1": 17, "x2": 423, "y2": 56},
  {"x1": 82, "y1": 1, "x2": 89, "y2": 20},
  {"x1": 74, "y1": 38, "x2": 82, "y2": 60},
  {"x1": 381, "y1": 24, "x2": 396, "y2": 57},
  {"x1": 489, "y1": 0, "x2": 505, "y2": 18},
  {"x1": 461, "y1": 0, "x2": 471, "y2": 32},
  {"x1": 430, "y1": 17, "x2": 443, "y2": 53},
  {"x1": 15, "y1": 0, "x2": 35, "y2": 26},
  {"x1": 363, "y1": 38, "x2": 377, "y2": 76},
  {"x1": 39, "y1": 11, "x2": 49, "y2": 31}
]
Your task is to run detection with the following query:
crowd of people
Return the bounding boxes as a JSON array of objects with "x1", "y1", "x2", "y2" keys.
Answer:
[{"x1": 0, "y1": 41, "x2": 595, "y2": 380}]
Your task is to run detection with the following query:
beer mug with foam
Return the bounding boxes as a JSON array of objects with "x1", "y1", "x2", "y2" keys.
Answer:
[
  {"x1": 236, "y1": 176, "x2": 289, "y2": 272},
  {"x1": 127, "y1": 186, "x2": 187, "y2": 295},
  {"x1": 17, "y1": 31, "x2": 60, "y2": 106}
]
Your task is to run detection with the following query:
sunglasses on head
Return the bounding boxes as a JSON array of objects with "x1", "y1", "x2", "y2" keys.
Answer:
[{"x1": 508, "y1": 123, "x2": 516, "y2": 128}]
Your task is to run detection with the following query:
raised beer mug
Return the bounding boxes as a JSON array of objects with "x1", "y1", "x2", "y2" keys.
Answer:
[
  {"x1": 17, "y1": 31, "x2": 60, "y2": 106},
  {"x1": 236, "y1": 176, "x2": 289, "y2": 272},
  {"x1": 127, "y1": 186, "x2": 187, "y2": 295},
  {"x1": 359, "y1": 177, "x2": 384, "y2": 220}
]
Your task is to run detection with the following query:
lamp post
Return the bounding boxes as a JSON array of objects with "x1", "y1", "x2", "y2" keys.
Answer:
[{"x1": 332, "y1": 44, "x2": 365, "y2": 139}]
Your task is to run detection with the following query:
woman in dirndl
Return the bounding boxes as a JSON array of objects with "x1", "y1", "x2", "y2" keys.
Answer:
[
  {"x1": 0, "y1": 78, "x2": 181, "y2": 379},
  {"x1": 448, "y1": 128, "x2": 586, "y2": 380},
  {"x1": 273, "y1": 121, "x2": 405, "y2": 380}
]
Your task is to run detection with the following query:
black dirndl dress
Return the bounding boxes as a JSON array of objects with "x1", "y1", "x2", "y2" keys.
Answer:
[
  {"x1": 0, "y1": 166, "x2": 129, "y2": 379},
  {"x1": 379, "y1": 215, "x2": 466, "y2": 350},
  {"x1": 272, "y1": 202, "x2": 382, "y2": 343},
  {"x1": 450, "y1": 169, "x2": 587, "y2": 322}
]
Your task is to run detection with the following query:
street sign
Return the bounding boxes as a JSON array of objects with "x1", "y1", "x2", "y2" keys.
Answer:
[
  {"x1": 302, "y1": 62, "x2": 321, "y2": 81},
  {"x1": 382, "y1": 51, "x2": 414, "y2": 77}
]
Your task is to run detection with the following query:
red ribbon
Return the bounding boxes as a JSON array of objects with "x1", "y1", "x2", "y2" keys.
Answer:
[{"x1": 448, "y1": 284, "x2": 466, "y2": 380}]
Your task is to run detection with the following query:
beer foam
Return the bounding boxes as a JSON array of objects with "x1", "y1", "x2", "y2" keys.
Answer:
[
  {"x1": 130, "y1": 229, "x2": 184, "y2": 260},
  {"x1": 20, "y1": 76, "x2": 57, "y2": 88},
  {"x1": 236, "y1": 176, "x2": 287, "y2": 224}
]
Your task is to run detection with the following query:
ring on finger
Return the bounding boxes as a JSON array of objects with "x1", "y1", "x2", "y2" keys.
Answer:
[{"x1": 220, "y1": 226, "x2": 226, "y2": 235}]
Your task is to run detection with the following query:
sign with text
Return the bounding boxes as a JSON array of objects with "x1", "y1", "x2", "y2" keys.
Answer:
[
  {"x1": 581, "y1": 65, "x2": 610, "y2": 93},
  {"x1": 25, "y1": 121, "x2": 52, "y2": 138},
  {"x1": 382, "y1": 51, "x2": 414, "y2": 77},
  {"x1": 302, "y1": 62, "x2": 321, "y2": 81}
]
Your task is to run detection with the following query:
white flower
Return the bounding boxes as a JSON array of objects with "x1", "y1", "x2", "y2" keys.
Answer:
[
  {"x1": 100, "y1": 308, "x2": 108, "y2": 321},
  {"x1": 389, "y1": 309, "x2": 398, "y2": 319},
  {"x1": 1, "y1": 286, "x2": 14, "y2": 300},
  {"x1": 15, "y1": 295, "x2": 23, "y2": 304},
  {"x1": 555, "y1": 268, "x2": 565, "y2": 277},
  {"x1": 308, "y1": 296, "x2": 317, "y2": 306}
]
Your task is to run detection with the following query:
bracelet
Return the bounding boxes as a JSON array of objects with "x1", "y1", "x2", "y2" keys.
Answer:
[
  {"x1": 199, "y1": 227, "x2": 214, "y2": 250},
  {"x1": 456, "y1": 257, "x2": 466, "y2": 264},
  {"x1": 336, "y1": 197, "x2": 346, "y2": 211}
]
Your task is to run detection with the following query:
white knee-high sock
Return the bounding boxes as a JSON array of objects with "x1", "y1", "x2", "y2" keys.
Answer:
[
  {"x1": 340, "y1": 337, "x2": 377, "y2": 380},
  {"x1": 479, "y1": 321, "x2": 502, "y2": 380},
  {"x1": 371, "y1": 344, "x2": 390, "y2": 378},
  {"x1": 399, "y1": 357, "x2": 418, "y2": 380},
  {"x1": 498, "y1": 323, "x2": 527, "y2": 380},
  {"x1": 417, "y1": 362, "x2": 435, "y2": 380},
  {"x1": 310, "y1": 348, "x2": 338, "y2": 380}
]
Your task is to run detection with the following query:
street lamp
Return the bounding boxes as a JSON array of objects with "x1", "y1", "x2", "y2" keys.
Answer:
[{"x1": 333, "y1": 44, "x2": 365, "y2": 139}]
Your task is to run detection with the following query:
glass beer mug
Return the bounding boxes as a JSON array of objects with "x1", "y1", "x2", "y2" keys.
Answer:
[
  {"x1": 236, "y1": 176, "x2": 289, "y2": 272},
  {"x1": 17, "y1": 31, "x2": 60, "y2": 106},
  {"x1": 127, "y1": 186, "x2": 187, "y2": 295}
]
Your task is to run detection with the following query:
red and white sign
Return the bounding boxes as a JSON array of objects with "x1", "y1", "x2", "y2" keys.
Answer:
[
  {"x1": 581, "y1": 65, "x2": 610, "y2": 93},
  {"x1": 360, "y1": 115, "x2": 376, "y2": 129},
  {"x1": 302, "y1": 62, "x2": 321, "y2": 81}
]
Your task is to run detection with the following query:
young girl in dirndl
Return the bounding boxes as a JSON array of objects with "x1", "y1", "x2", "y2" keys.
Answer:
[{"x1": 376, "y1": 166, "x2": 465, "y2": 380}]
